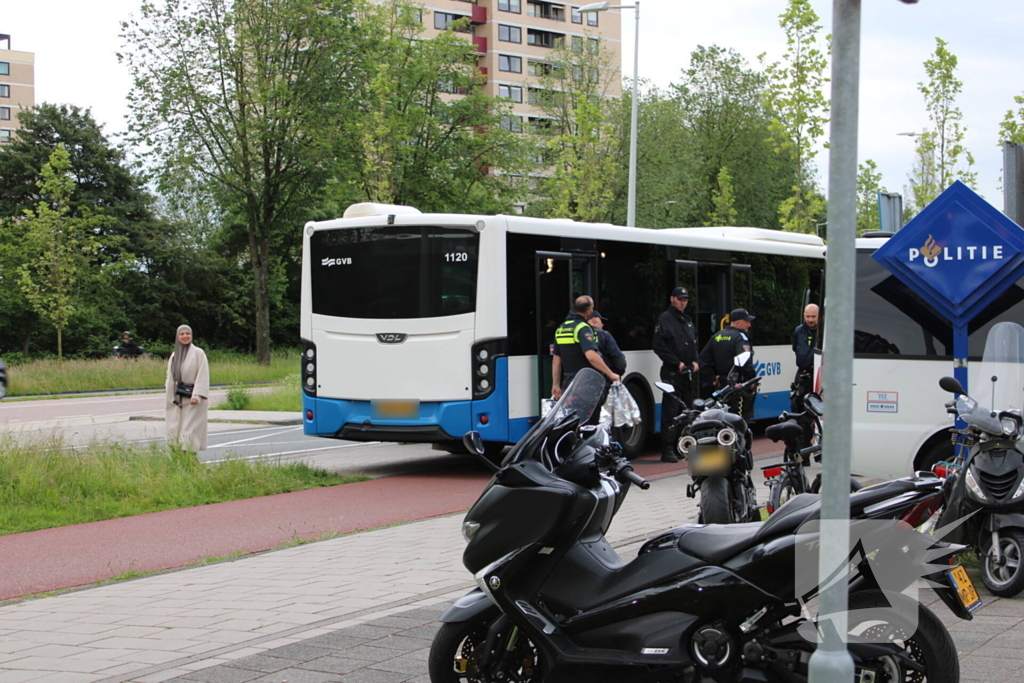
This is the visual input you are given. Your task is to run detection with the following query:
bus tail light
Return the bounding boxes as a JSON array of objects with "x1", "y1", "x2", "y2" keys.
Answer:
[
  {"x1": 302, "y1": 339, "x2": 317, "y2": 396},
  {"x1": 472, "y1": 339, "x2": 507, "y2": 399}
]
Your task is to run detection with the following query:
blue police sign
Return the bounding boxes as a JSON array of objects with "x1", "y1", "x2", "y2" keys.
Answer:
[{"x1": 873, "y1": 181, "x2": 1024, "y2": 326}]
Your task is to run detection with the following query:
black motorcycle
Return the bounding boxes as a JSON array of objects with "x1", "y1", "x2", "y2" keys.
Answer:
[
  {"x1": 936, "y1": 322, "x2": 1024, "y2": 597},
  {"x1": 668, "y1": 368, "x2": 762, "y2": 525},
  {"x1": 430, "y1": 367, "x2": 978, "y2": 683}
]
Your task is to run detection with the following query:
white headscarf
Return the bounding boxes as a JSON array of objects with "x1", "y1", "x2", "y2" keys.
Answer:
[{"x1": 171, "y1": 325, "x2": 192, "y2": 384}]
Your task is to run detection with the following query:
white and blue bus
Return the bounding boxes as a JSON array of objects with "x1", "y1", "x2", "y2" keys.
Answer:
[{"x1": 299, "y1": 203, "x2": 824, "y2": 457}]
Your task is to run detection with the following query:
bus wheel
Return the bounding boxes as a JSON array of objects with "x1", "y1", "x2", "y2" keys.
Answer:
[
  {"x1": 618, "y1": 382, "x2": 650, "y2": 460},
  {"x1": 915, "y1": 438, "x2": 953, "y2": 474}
]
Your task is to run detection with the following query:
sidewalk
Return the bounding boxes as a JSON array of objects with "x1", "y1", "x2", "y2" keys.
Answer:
[{"x1": 1, "y1": 467, "x2": 1023, "y2": 682}]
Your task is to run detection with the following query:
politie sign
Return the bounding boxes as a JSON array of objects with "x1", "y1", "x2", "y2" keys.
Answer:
[{"x1": 872, "y1": 181, "x2": 1024, "y2": 327}]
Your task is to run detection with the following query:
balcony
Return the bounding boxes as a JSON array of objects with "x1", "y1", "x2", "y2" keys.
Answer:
[
  {"x1": 527, "y1": 28, "x2": 564, "y2": 49},
  {"x1": 526, "y1": 1, "x2": 566, "y2": 22},
  {"x1": 471, "y1": 5, "x2": 487, "y2": 24},
  {"x1": 472, "y1": 35, "x2": 488, "y2": 55}
]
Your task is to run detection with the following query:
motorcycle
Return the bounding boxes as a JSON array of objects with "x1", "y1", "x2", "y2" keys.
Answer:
[
  {"x1": 0, "y1": 357, "x2": 7, "y2": 399},
  {"x1": 430, "y1": 367, "x2": 978, "y2": 683},
  {"x1": 936, "y1": 321, "x2": 1024, "y2": 597},
  {"x1": 664, "y1": 351, "x2": 761, "y2": 524},
  {"x1": 111, "y1": 344, "x2": 145, "y2": 359}
]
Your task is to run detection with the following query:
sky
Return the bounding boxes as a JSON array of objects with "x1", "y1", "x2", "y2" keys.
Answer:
[{"x1": 4, "y1": 0, "x2": 1024, "y2": 211}]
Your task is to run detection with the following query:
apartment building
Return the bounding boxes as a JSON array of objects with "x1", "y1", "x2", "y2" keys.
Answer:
[
  {"x1": 0, "y1": 34, "x2": 34, "y2": 144},
  {"x1": 417, "y1": 0, "x2": 622, "y2": 134}
]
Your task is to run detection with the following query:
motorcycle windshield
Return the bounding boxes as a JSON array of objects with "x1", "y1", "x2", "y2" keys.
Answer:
[
  {"x1": 975, "y1": 321, "x2": 1024, "y2": 424},
  {"x1": 504, "y1": 368, "x2": 607, "y2": 466}
]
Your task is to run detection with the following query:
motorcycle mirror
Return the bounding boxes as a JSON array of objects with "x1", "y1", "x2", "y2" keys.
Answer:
[
  {"x1": 939, "y1": 376, "x2": 966, "y2": 395},
  {"x1": 734, "y1": 351, "x2": 751, "y2": 367},
  {"x1": 654, "y1": 382, "x2": 675, "y2": 394},
  {"x1": 463, "y1": 431, "x2": 485, "y2": 457}
]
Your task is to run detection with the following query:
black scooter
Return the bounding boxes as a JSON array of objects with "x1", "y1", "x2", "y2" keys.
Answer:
[{"x1": 430, "y1": 368, "x2": 978, "y2": 683}]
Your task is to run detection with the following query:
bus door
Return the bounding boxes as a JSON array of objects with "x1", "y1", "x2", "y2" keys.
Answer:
[
  {"x1": 534, "y1": 251, "x2": 596, "y2": 413},
  {"x1": 694, "y1": 263, "x2": 753, "y2": 342}
]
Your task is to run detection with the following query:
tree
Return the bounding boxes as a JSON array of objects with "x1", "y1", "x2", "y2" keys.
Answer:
[
  {"x1": 530, "y1": 35, "x2": 623, "y2": 222},
  {"x1": 999, "y1": 93, "x2": 1024, "y2": 144},
  {"x1": 857, "y1": 159, "x2": 883, "y2": 234},
  {"x1": 346, "y1": 2, "x2": 530, "y2": 213},
  {"x1": 121, "y1": 0, "x2": 368, "y2": 364},
  {"x1": 667, "y1": 45, "x2": 798, "y2": 230},
  {"x1": 760, "y1": 0, "x2": 830, "y2": 233},
  {"x1": 710, "y1": 167, "x2": 739, "y2": 227},
  {"x1": 908, "y1": 38, "x2": 977, "y2": 214},
  {"x1": 17, "y1": 145, "x2": 116, "y2": 360}
]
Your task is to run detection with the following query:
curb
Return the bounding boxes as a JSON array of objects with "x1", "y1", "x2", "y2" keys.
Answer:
[{"x1": 129, "y1": 415, "x2": 303, "y2": 426}]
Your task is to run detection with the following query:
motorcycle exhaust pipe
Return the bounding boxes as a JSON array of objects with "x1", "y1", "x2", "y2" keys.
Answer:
[
  {"x1": 677, "y1": 435, "x2": 697, "y2": 455},
  {"x1": 717, "y1": 428, "x2": 737, "y2": 447}
]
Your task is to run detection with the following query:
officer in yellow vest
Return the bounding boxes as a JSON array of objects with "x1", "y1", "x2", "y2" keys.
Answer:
[{"x1": 551, "y1": 295, "x2": 621, "y2": 399}]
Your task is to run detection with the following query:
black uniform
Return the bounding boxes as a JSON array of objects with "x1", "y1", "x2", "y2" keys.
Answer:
[
  {"x1": 553, "y1": 313, "x2": 600, "y2": 390},
  {"x1": 595, "y1": 328, "x2": 627, "y2": 376},
  {"x1": 653, "y1": 307, "x2": 699, "y2": 447},
  {"x1": 698, "y1": 326, "x2": 756, "y2": 417},
  {"x1": 791, "y1": 323, "x2": 819, "y2": 410}
]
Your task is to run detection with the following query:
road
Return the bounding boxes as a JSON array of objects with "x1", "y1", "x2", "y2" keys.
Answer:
[{"x1": 0, "y1": 390, "x2": 485, "y2": 478}]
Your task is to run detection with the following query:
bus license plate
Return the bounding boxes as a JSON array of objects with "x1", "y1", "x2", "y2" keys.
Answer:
[
  {"x1": 372, "y1": 400, "x2": 420, "y2": 419},
  {"x1": 690, "y1": 446, "x2": 732, "y2": 476},
  {"x1": 947, "y1": 564, "x2": 982, "y2": 613}
]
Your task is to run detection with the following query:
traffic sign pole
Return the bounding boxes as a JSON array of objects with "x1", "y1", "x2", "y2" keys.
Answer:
[{"x1": 809, "y1": 0, "x2": 858, "y2": 680}]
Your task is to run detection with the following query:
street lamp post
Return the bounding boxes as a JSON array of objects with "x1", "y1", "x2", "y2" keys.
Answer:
[{"x1": 579, "y1": 1, "x2": 639, "y2": 227}]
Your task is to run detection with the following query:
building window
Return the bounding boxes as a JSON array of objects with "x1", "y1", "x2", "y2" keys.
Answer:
[
  {"x1": 588, "y1": 37, "x2": 599, "y2": 54},
  {"x1": 571, "y1": 6, "x2": 582, "y2": 23},
  {"x1": 0, "y1": 129, "x2": 11, "y2": 143},
  {"x1": 435, "y1": 11, "x2": 469, "y2": 31},
  {"x1": 586, "y1": 11, "x2": 598, "y2": 26},
  {"x1": 499, "y1": 84, "x2": 523, "y2": 103},
  {"x1": 501, "y1": 116, "x2": 523, "y2": 133},
  {"x1": 572, "y1": 35, "x2": 583, "y2": 52},
  {"x1": 0, "y1": 107, "x2": 9, "y2": 121},
  {"x1": 499, "y1": 55, "x2": 522, "y2": 73},
  {"x1": 498, "y1": 0, "x2": 521, "y2": 13},
  {"x1": 403, "y1": 7, "x2": 423, "y2": 23},
  {"x1": 528, "y1": 60, "x2": 556, "y2": 77},
  {"x1": 0, "y1": 63, "x2": 9, "y2": 76},
  {"x1": 498, "y1": 25, "x2": 522, "y2": 43},
  {"x1": 0, "y1": 85, "x2": 8, "y2": 98}
]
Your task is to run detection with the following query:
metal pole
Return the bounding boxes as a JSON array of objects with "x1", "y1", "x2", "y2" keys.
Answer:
[
  {"x1": 626, "y1": 2, "x2": 639, "y2": 227},
  {"x1": 808, "y1": 0, "x2": 858, "y2": 680}
]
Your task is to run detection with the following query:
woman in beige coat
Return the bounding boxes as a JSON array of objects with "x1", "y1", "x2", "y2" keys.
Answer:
[{"x1": 165, "y1": 325, "x2": 211, "y2": 452}]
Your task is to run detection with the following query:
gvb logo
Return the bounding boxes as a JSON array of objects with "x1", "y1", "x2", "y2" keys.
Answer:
[
  {"x1": 754, "y1": 361, "x2": 782, "y2": 377},
  {"x1": 793, "y1": 512, "x2": 977, "y2": 644},
  {"x1": 322, "y1": 257, "x2": 353, "y2": 267},
  {"x1": 908, "y1": 234, "x2": 1006, "y2": 268}
]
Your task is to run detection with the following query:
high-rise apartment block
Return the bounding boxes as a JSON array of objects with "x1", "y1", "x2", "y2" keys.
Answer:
[
  {"x1": 0, "y1": 34, "x2": 34, "y2": 144},
  {"x1": 418, "y1": 0, "x2": 621, "y2": 132}
]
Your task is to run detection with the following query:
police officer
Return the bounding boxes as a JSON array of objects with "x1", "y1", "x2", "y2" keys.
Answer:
[
  {"x1": 699, "y1": 308, "x2": 757, "y2": 417},
  {"x1": 551, "y1": 296, "x2": 621, "y2": 400},
  {"x1": 653, "y1": 286, "x2": 699, "y2": 462},
  {"x1": 588, "y1": 310, "x2": 627, "y2": 376},
  {"x1": 791, "y1": 303, "x2": 819, "y2": 411}
]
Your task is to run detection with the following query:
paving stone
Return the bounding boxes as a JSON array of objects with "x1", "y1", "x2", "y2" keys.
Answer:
[
  {"x1": 225, "y1": 654, "x2": 303, "y2": 673},
  {"x1": 394, "y1": 626, "x2": 439, "y2": 642},
  {"x1": 179, "y1": 667, "x2": 266, "y2": 683},
  {"x1": 325, "y1": 625, "x2": 397, "y2": 640},
  {"x1": 250, "y1": 669, "x2": 342, "y2": 683},
  {"x1": 258, "y1": 644, "x2": 337, "y2": 663},
  {"x1": 298, "y1": 633, "x2": 370, "y2": 652},
  {"x1": 358, "y1": 636, "x2": 432, "y2": 653},
  {"x1": 328, "y1": 669, "x2": 411, "y2": 683},
  {"x1": 368, "y1": 657, "x2": 427, "y2": 675},
  {"x1": 297, "y1": 655, "x2": 373, "y2": 675}
]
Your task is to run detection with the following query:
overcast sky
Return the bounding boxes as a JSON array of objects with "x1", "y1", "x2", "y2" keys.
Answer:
[{"x1": 4, "y1": 0, "x2": 1023, "y2": 213}]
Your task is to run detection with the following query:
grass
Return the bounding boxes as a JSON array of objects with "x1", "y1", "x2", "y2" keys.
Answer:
[
  {"x1": 7, "y1": 351, "x2": 299, "y2": 397},
  {"x1": 212, "y1": 374, "x2": 302, "y2": 412},
  {"x1": 0, "y1": 436, "x2": 366, "y2": 536}
]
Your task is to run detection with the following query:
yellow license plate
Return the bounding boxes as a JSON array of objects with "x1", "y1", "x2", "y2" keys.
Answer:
[
  {"x1": 372, "y1": 399, "x2": 420, "y2": 419},
  {"x1": 947, "y1": 564, "x2": 982, "y2": 613},
  {"x1": 690, "y1": 446, "x2": 732, "y2": 476}
]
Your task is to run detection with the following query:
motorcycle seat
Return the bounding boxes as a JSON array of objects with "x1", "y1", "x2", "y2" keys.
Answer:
[
  {"x1": 765, "y1": 420, "x2": 804, "y2": 443},
  {"x1": 676, "y1": 523, "x2": 763, "y2": 564}
]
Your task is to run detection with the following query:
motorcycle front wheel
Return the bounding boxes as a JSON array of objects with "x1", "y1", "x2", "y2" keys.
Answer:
[
  {"x1": 429, "y1": 617, "x2": 544, "y2": 683},
  {"x1": 845, "y1": 589, "x2": 958, "y2": 683},
  {"x1": 699, "y1": 476, "x2": 734, "y2": 524},
  {"x1": 980, "y1": 527, "x2": 1024, "y2": 597}
]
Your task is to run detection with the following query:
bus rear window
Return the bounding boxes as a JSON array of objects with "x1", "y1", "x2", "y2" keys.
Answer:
[{"x1": 310, "y1": 225, "x2": 479, "y2": 319}]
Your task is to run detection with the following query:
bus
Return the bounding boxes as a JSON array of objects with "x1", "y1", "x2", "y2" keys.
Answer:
[
  {"x1": 850, "y1": 234, "x2": 1024, "y2": 478},
  {"x1": 299, "y1": 203, "x2": 824, "y2": 458}
]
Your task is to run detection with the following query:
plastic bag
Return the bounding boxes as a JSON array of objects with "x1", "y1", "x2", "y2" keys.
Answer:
[{"x1": 607, "y1": 381, "x2": 641, "y2": 428}]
